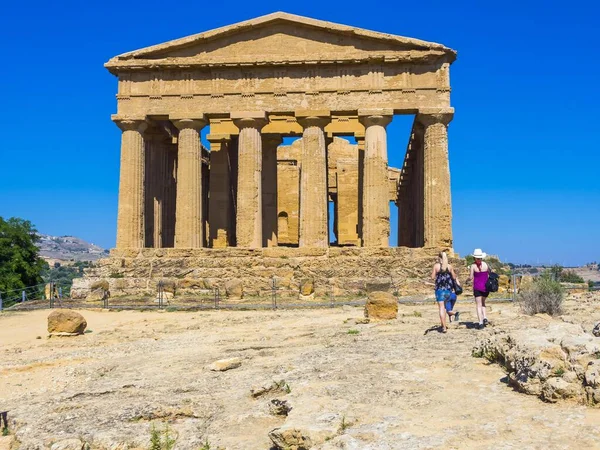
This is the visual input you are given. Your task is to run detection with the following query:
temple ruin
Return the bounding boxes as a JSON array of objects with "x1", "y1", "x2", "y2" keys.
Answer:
[{"x1": 74, "y1": 12, "x2": 457, "y2": 299}]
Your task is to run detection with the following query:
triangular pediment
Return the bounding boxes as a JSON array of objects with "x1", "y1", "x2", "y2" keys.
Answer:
[{"x1": 106, "y1": 12, "x2": 455, "y2": 71}]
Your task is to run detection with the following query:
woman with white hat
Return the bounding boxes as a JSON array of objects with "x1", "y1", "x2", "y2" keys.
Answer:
[{"x1": 468, "y1": 248, "x2": 490, "y2": 329}]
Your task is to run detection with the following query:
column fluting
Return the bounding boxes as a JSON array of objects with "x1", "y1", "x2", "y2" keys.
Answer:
[
  {"x1": 114, "y1": 118, "x2": 148, "y2": 249},
  {"x1": 173, "y1": 118, "x2": 206, "y2": 248}
]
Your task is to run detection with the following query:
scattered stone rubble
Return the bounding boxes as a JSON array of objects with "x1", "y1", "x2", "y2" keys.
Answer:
[{"x1": 473, "y1": 316, "x2": 600, "y2": 405}]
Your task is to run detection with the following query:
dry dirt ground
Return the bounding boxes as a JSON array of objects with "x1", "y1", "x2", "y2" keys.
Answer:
[{"x1": 1, "y1": 299, "x2": 600, "y2": 449}]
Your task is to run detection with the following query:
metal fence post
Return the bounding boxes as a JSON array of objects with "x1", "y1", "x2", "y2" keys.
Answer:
[
  {"x1": 22, "y1": 291, "x2": 26, "y2": 303},
  {"x1": 271, "y1": 277, "x2": 277, "y2": 310},
  {"x1": 157, "y1": 281, "x2": 164, "y2": 309},
  {"x1": 0, "y1": 293, "x2": 3, "y2": 311},
  {"x1": 49, "y1": 282, "x2": 54, "y2": 308},
  {"x1": 329, "y1": 282, "x2": 334, "y2": 308}
]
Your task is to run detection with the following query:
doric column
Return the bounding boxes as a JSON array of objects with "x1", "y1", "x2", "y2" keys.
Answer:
[
  {"x1": 417, "y1": 108, "x2": 454, "y2": 249},
  {"x1": 262, "y1": 134, "x2": 282, "y2": 247},
  {"x1": 296, "y1": 111, "x2": 331, "y2": 248},
  {"x1": 359, "y1": 109, "x2": 393, "y2": 247},
  {"x1": 208, "y1": 133, "x2": 232, "y2": 248},
  {"x1": 355, "y1": 132, "x2": 365, "y2": 245},
  {"x1": 113, "y1": 116, "x2": 148, "y2": 249},
  {"x1": 232, "y1": 112, "x2": 267, "y2": 248},
  {"x1": 172, "y1": 118, "x2": 206, "y2": 248}
]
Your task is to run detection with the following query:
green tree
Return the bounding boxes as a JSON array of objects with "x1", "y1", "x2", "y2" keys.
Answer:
[
  {"x1": 0, "y1": 217, "x2": 47, "y2": 295},
  {"x1": 42, "y1": 260, "x2": 94, "y2": 297}
]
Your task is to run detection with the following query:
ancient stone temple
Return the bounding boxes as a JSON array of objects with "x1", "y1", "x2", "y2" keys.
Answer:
[{"x1": 74, "y1": 12, "x2": 457, "y2": 299}]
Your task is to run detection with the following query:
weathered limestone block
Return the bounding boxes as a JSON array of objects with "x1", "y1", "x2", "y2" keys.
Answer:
[
  {"x1": 48, "y1": 310, "x2": 87, "y2": 335},
  {"x1": 365, "y1": 291, "x2": 397, "y2": 320},
  {"x1": 225, "y1": 279, "x2": 244, "y2": 299},
  {"x1": 585, "y1": 360, "x2": 600, "y2": 388},
  {"x1": 269, "y1": 411, "x2": 342, "y2": 450},
  {"x1": 209, "y1": 357, "x2": 242, "y2": 371},
  {"x1": 593, "y1": 322, "x2": 600, "y2": 337},
  {"x1": 300, "y1": 278, "x2": 314, "y2": 296}
]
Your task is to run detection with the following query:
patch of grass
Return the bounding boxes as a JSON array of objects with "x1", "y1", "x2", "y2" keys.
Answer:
[
  {"x1": 553, "y1": 367, "x2": 566, "y2": 377},
  {"x1": 84, "y1": 329, "x2": 93, "y2": 334},
  {"x1": 339, "y1": 415, "x2": 349, "y2": 433},
  {"x1": 347, "y1": 329, "x2": 360, "y2": 335},
  {"x1": 199, "y1": 439, "x2": 211, "y2": 450},
  {"x1": 165, "y1": 307, "x2": 177, "y2": 312},
  {"x1": 594, "y1": 351, "x2": 600, "y2": 359},
  {"x1": 412, "y1": 311, "x2": 422, "y2": 318},
  {"x1": 275, "y1": 380, "x2": 291, "y2": 394},
  {"x1": 2, "y1": 427, "x2": 9, "y2": 436},
  {"x1": 109, "y1": 272, "x2": 124, "y2": 279},
  {"x1": 149, "y1": 423, "x2": 176, "y2": 450}
]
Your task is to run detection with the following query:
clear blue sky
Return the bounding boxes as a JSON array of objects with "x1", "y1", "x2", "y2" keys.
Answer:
[{"x1": 0, "y1": 0, "x2": 598, "y2": 266}]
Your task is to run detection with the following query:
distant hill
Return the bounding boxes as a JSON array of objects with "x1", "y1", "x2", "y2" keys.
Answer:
[{"x1": 37, "y1": 234, "x2": 109, "y2": 262}]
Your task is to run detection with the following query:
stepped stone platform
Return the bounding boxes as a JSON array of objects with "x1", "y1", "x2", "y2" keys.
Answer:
[{"x1": 72, "y1": 247, "x2": 461, "y2": 300}]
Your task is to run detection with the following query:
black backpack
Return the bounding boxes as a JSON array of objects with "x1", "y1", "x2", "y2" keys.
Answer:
[{"x1": 486, "y1": 271, "x2": 500, "y2": 293}]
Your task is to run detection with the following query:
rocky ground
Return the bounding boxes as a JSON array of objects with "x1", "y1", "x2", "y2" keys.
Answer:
[{"x1": 2, "y1": 294, "x2": 600, "y2": 449}]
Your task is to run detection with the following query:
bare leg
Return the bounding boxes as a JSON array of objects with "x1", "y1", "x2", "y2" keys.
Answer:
[
  {"x1": 475, "y1": 296, "x2": 484, "y2": 325},
  {"x1": 481, "y1": 297, "x2": 487, "y2": 321},
  {"x1": 438, "y1": 301, "x2": 447, "y2": 331}
]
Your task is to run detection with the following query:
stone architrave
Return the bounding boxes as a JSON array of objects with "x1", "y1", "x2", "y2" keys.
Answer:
[
  {"x1": 296, "y1": 112, "x2": 331, "y2": 248},
  {"x1": 173, "y1": 118, "x2": 206, "y2": 248},
  {"x1": 232, "y1": 112, "x2": 267, "y2": 248},
  {"x1": 114, "y1": 117, "x2": 148, "y2": 249},
  {"x1": 359, "y1": 109, "x2": 393, "y2": 247},
  {"x1": 417, "y1": 108, "x2": 454, "y2": 249},
  {"x1": 208, "y1": 133, "x2": 232, "y2": 248}
]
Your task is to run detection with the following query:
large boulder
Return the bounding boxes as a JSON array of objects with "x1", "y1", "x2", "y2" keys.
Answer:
[
  {"x1": 364, "y1": 291, "x2": 397, "y2": 320},
  {"x1": 47, "y1": 310, "x2": 87, "y2": 335},
  {"x1": 299, "y1": 278, "x2": 314, "y2": 296},
  {"x1": 225, "y1": 279, "x2": 244, "y2": 299}
]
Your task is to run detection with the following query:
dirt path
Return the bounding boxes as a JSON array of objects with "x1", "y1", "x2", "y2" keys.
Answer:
[{"x1": 1, "y1": 304, "x2": 600, "y2": 449}]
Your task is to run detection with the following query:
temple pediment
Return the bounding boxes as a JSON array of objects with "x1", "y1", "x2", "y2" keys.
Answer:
[{"x1": 105, "y1": 12, "x2": 456, "y2": 72}]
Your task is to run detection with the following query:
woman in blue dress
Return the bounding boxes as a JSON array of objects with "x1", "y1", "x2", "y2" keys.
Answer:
[{"x1": 430, "y1": 251, "x2": 460, "y2": 333}]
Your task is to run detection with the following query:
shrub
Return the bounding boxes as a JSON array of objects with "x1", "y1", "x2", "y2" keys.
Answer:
[
  {"x1": 517, "y1": 276, "x2": 564, "y2": 316},
  {"x1": 560, "y1": 269, "x2": 584, "y2": 283}
]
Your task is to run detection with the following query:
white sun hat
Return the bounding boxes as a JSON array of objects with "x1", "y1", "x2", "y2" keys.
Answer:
[{"x1": 472, "y1": 248, "x2": 487, "y2": 259}]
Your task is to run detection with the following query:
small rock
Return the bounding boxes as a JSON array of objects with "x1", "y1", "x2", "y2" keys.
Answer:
[
  {"x1": 0, "y1": 436, "x2": 16, "y2": 450},
  {"x1": 585, "y1": 361, "x2": 600, "y2": 388},
  {"x1": 300, "y1": 278, "x2": 314, "y2": 296},
  {"x1": 251, "y1": 380, "x2": 288, "y2": 398},
  {"x1": 541, "y1": 377, "x2": 580, "y2": 402},
  {"x1": 209, "y1": 357, "x2": 241, "y2": 371},
  {"x1": 269, "y1": 399, "x2": 291, "y2": 416},
  {"x1": 50, "y1": 439, "x2": 84, "y2": 450},
  {"x1": 47, "y1": 310, "x2": 87, "y2": 335},
  {"x1": 592, "y1": 322, "x2": 600, "y2": 337},
  {"x1": 365, "y1": 291, "x2": 397, "y2": 320}
]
